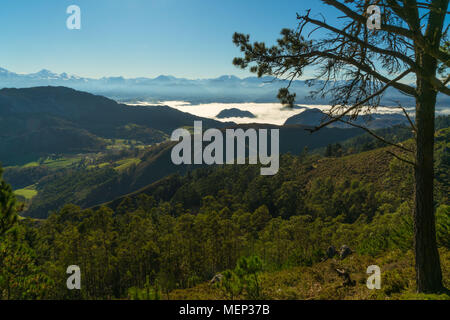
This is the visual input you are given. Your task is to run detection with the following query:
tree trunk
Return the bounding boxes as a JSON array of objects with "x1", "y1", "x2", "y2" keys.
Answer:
[{"x1": 414, "y1": 68, "x2": 443, "y2": 293}]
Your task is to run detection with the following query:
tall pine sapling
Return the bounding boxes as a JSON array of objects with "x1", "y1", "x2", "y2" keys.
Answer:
[
  {"x1": 233, "y1": 0, "x2": 449, "y2": 293},
  {"x1": 0, "y1": 165, "x2": 17, "y2": 236}
]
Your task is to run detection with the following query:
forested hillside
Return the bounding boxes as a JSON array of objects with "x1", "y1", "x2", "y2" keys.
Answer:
[
  {"x1": 8, "y1": 123, "x2": 364, "y2": 218},
  {"x1": 1, "y1": 127, "x2": 448, "y2": 300},
  {"x1": 0, "y1": 86, "x2": 228, "y2": 165}
]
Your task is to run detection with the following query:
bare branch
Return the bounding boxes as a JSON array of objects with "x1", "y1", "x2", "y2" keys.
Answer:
[
  {"x1": 322, "y1": 0, "x2": 418, "y2": 39},
  {"x1": 297, "y1": 11, "x2": 449, "y2": 95},
  {"x1": 296, "y1": 13, "x2": 417, "y2": 68},
  {"x1": 307, "y1": 68, "x2": 413, "y2": 133},
  {"x1": 393, "y1": 101, "x2": 417, "y2": 133},
  {"x1": 297, "y1": 50, "x2": 417, "y2": 95},
  {"x1": 331, "y1": 117, "x2": 414, "y2": 153},
  {"x1": 322, "y1": 0, "x2": 450, "y2": 67},
  {"x1": 386, "y1": 150, "x2": 416, "y2": 167}
]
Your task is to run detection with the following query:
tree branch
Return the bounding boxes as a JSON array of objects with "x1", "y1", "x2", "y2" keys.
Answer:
[
  {"x1": 386, "y1": 150, "x2": 416, "y2": 167},
  {"x1": 322, "y1": 0, "x2": 450, "y2": 67},
  {"x1": 297, "y1": 9, "x2": 450, "y2": 95},
  {"x1": 297, "y1": 13, "x2": 418, "y2": 68},
  {"x1": 322, "y1": 0, "x2": 418, "y2": 39},
  {"x1": 393, "y1": 101, "x2": 417, "y2": 133},
  {"x1": 296, "y1": 50, "x2": 417, "y2": 95},
  {"x1": 307, "y1": 68, "x2": 413, "y2": 133},
  {"x1": 333, "y1": 117, "x2": 414, "y2": 153}
]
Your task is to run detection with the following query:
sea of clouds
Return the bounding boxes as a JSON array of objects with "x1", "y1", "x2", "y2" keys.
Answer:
[{"x1": 125, "y1": 101, "x2": 442, "y2": 125}]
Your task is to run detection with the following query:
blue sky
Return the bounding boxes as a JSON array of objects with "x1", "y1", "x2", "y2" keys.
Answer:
[{"x1": 0, "y1": 0, "x2": 340, "y2": 79}]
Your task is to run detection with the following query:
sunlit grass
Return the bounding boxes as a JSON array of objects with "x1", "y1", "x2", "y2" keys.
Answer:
[
  {"x1": 114, "y1": 158, "x2": 141, "y2": 171},
  {"x1": 42, "y1": 157, "x2": 82, "y2": 169},
  {"x1": 23, "y1": 161, "x2": 40, "y2": 168},
  {"x1": 168, "y1": 248, "x2": 450, "y2": 300},
  {"x1": 15, "y1": 185, "x2": 38, "y2": 200}
]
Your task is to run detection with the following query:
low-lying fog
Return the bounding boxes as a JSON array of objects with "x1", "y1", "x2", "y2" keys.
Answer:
[{"x1": 124, "y1": 101, "x2": 442, "y2": 125}]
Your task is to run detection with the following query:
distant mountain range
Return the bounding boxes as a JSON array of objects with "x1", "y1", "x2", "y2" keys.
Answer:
[
  {"x1": 2, "y1": 67, "x2": 449, "y2": 107},
  {"x1": 284, "y1": 108, "x2": 411, "y2": 129}
]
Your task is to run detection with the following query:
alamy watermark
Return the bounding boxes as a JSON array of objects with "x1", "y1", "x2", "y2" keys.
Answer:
[
  {"x1": 367, "y1": 5, "x2": 381, "y2": 30},
  {"x1": 66, "y1": 265, "x2": 81, "y2": 290},
  {"x1": 366, "y1": 265, "x2": 381, "y2": 290},
  {"x1": 66, "y1": 5, "x2": 81, "y2": 30},
  {"x1": 65, "y1": 4, "x2": 380, "y2": 31},
  {"x1": 170, "y1": 121, "x2": 280, "y2": 175}
]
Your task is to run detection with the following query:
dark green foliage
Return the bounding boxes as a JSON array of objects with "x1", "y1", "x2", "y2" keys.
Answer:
[
  {"x1": 8, "y1": 120, "x2": 368, "y2": 219},
  {"x1": 436, "y1": 205, "x2": 450, "y2": 249},
  {"x1": 435, "y1": 127, "x2": 450, "y2": 204},
  {"x1": 356, "y1": 202, "x2": 414, "y2": 256},
  {"x1": 325, "y1": 143, "x2": 343, "y2": 157},
  {"x1": 305, "y1": 178, "x2": 379, "y2": 222},
  {"x1": 0, "y1": 165, "x2": 52, "y2": 299},
  {"x1": 383, "y1": 270, "x2": 409, "y2": 296},
  {"x1": 436, "y1": 115, "x2": 450, "y2": 130},
  {"x1": 0, "y1": 86, "x2": 223, "y2": 165},
  {"x1": 0, "y1": 165, "x2": 17, "y2": 236},
  {"x1": 219, "y1": 256, "x2": 263, "y2": 299},
  {"x1": 0, "y1": 115, "x2": 108, "y2": 166},
  {"x1": 1, "y1": 125, "x2": 447, "y2": 300},
  {"x1": 26, "y1": 168, "x2": 120, "y2": 219},
  {"x1": 0, "y1": 227, "x2": 53, "y2": 299},
  {"x1": 128, "y1": 276, "x2": 161, "y2": 300},
  {"x1": 3, "y1": 166, "x2": 51, "y2": 190},
  {"x1": 336, "y1": 125, "x2": 414, "y2": 155}
]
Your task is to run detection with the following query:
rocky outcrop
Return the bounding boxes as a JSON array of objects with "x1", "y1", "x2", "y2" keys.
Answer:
[{"x1": 339, "y1": 245, "x2": 352, "y2": 260}]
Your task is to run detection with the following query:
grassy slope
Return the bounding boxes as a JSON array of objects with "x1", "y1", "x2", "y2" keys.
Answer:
[
  {"x1": 307, "y1": 147, "x2": 394, "y2": 187},
  {"x1": 164, "y1": 131, "x2": 448, "y2": 300},
  {"x1": 169, "y1": 249, "x2": 450, "y2": 300},
  {"x1": 14, "y1": 184, "x2": 38, "y2": 200}
]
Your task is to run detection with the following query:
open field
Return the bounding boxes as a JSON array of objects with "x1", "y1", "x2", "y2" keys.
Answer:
[
  {"x1": 114, "y1": 158, "x2": 142, "y2": 171},
  {"x1": 14, "y1": 184, "x2": 38, "y2": 200}
]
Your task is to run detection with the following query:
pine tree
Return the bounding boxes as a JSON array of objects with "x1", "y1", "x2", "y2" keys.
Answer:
[
  {"x1": 233, "y1": 0, "x2": 448, "y2": 294},
  {"x1": 0, "y1": 165, "x2": 17, "y2": 236}
]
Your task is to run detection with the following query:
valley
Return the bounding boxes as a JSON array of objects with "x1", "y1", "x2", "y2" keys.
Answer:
[
  {"x1": 0, "y1": 86, "x2": 448, "y2": 300},
  {"x1": 2, "y1": 87, "x2": 447, "y2": 221},
  {"x1": 1, "y1": 0, "x2": 449, "y2": 305}
]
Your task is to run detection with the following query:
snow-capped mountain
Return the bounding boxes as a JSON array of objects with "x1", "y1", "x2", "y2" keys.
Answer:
[
  {"x1": 0, "y1": 67, "x2": 447, "y2": 108},
  {"x1": 0, "y1": 67, "x2": 315, "y2": 103},
  {"x1": 0, "y1": 68, "x2": 87, "y2": 82}
]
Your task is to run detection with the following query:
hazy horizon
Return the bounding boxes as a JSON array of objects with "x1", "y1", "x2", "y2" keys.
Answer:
[{"x1": 0, "y1": 0, "x2": 338, "y2": 79}]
